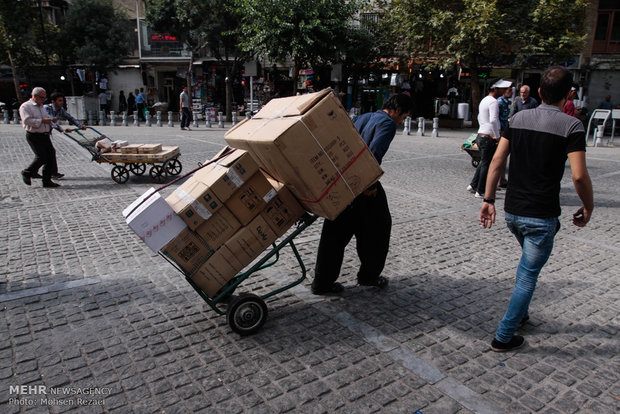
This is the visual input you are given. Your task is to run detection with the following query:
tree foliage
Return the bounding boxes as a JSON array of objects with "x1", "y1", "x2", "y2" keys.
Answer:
[
  {"x1": 236, "y1": 0, "x2": 364, "y2": 91},
  {"x1": 60, "y1": 0, "x2": 130, "y2": 75}
]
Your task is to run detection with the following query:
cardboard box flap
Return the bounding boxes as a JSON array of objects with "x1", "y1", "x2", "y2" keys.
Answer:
[
  {"x1": 254, "y1": 88, "x2": 332, "y2": 118},
  {"x1": 224, "y1": 117, "x2": 299, "y2": 143}
]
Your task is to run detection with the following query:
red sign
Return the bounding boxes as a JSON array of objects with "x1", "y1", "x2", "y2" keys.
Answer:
[{"x1": 150, "y1": 33, "x2": 178, "y2": 43}]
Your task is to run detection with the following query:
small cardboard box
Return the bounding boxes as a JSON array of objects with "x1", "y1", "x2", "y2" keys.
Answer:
[
  {"x1": 121, "y1": 144, "x2": 142, "y2": 154},
  {"x1": 203, "y1": 148, "x2": 259, "y2": 183},
  {"x1": 123, "y1": 188, "x2": 187, "y2": 252},
  {"x1": 191, "y1": 246, "x2": 243, "y2": 298},
  {"x1": 138, "y1": 144, "x2": 163, "y2": 154},
  {"x1": 195, "y1": 206, "x2": 241, "y2": 251},
  {"x1": 224, "y1": 215, "x2": 277, "y2": 269},
  {"x1": 194, "y1": 149, "x2": 259, "y2": 203},
  {"x1": 160, "y1": 228, "x2": 213, "y2": 275},
  {"x1": 225, "y1": 89, "x2": 383, "y2": 220},
  {"x1": 225, "y1": 171, "x2": 275, "y2": 225},
  {"x1": 165, "y1": 176, "x2": 222, "y2": 230},
  {"x1": 260, "y1": 175, "x2": 305, "y2": 237}
]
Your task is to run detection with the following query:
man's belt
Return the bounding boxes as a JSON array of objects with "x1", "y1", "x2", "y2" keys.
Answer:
[{"x1": 478, "y1": 134, "x2": 498, "y2": 141}]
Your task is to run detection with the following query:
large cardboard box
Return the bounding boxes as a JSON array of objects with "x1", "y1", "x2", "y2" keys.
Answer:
[
  {"x1": 123, "y1": 188, "x2": 187, "y2": 252},
  {"x1": 191, "y1": 246, "x2": 244, "y2": 298},
  {"x1": 138, "y1": 143, "x2": 162, "y2": 154},
  {"x1": 224, "y1": 215, "x2": 277, "y2": 270},
  {"x1": 195, "y1": 206, "x2": 241, "y2": 251},
  {"x1": 225, "y1": 171, "x2": 275, "y2": 225},
  {"x1": 165, "y1": 176, "x2": 222, "y2": 230},
  {"x1": 224, "y1": 89, "x2": 383, "y2": 220},
  {"x1": 260, "y1": 175, "x2": 305, "y2": 237},
  {"x1": 160, "y1": 228, "x2": 213, "y2": 275},
  {"x1": 194, "y1": 148, "x2": 259, "y2": 202}
]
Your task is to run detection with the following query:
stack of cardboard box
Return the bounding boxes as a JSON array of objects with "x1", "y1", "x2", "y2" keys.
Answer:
[{"x1": 124, "y1": 148, "x2": 305, "y2": 298}]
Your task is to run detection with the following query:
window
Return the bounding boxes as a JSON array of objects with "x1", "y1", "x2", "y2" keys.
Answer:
[{"x1": 593, "y1": 2, "x2": 620, "y2": 53}]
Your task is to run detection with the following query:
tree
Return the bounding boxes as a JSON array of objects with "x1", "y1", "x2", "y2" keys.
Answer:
[
  {"x1": 60, "y1": 0, "x2": 130, "y2": 87},
  {"x1": 237, "y1": 0, "x2": 363, "y2": 94},
  {"x1": 383, "y1": 0, "x2": 589, "y2": 122},
  {"x1": 0, "y1": 1, "x2": 40, "y2": 103}
]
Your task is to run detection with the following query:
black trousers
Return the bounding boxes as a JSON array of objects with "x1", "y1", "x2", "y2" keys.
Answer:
[
  {"x1": 313, "y1": 182, "x2": 392, "y2": 289},
  {"x1": 469, "y1": 135, "x2": 498, "y2": 195},
  {"x1": 181, "y1": 107, "x2": 192, "y2": 128},
  {"x1": 25, "y1": 132, "x2": 57, "y2": 181}
]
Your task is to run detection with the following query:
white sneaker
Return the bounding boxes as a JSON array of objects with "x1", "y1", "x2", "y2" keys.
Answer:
[
  {"x1": 467, "y1": 185, "x2": 475, "y2": 193},
  {"x1": 475, "y1": 192, "x2": 484, "y2": 198}
]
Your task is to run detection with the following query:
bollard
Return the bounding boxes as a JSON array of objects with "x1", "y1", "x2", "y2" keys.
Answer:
[
  {"x1": 246, "y1": 112, "x2": 252, "y2": 120},
  {"x1": 4, "y1": 110, "x2": 9, "y2": 124},
  {"x1": 417, "y1": 117, "x2": 425, "y2": 136},
  {"x1": 218, "y1": 112, "x2": 224, "y2": 128},
  {"x1": 205, "y1": 116, "x2": 212, "y2": 128},
  {"x1": 594, "y1": 126, "x2": 604, "y2": 147},
  {"x1": 403, "y1": 116, "x2": 411, "y2": 135},
  {"x1": 145, "y1": 111, "x2": 152, "y2": 127},
  {"x1": 110, "y1": 111, "x2": 116, "y2": 126},
  {"x1": 431, "y1": 117, "x2": 439, "y2": 137},
  {"x1": 99, "y1": 111, "x2": 107, "y2": 126},
  {"x1": 133, "y1": 111, "x2": 140, "y2": 126},
  {"x1": 231, "y1": 111, "x2": 238, "y2": 126},
  {"x1": 13, "y1": 109, "x2": 20, "y2": 124},
  {"x1": 192, "y1": 111, "x2": 199, "y2": 128},
  {"x1": 168, "y1": 112, "x2": 174, "y2": 127},
  {"x1": 122, "y1": 111, "x2": 128, "y2": 126},
  {"x1": 156, "y1": 111, "x2": 162, "y2": 127}
]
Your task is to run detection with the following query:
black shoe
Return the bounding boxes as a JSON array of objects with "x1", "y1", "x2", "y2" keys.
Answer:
[
  {"x1": 52, "y1": 173, "x2": 65, "y2": 179},
  {"x1": 491, "y1": 335, "x2": 525, "y2": 352},
  {"x1": 311, "y1": 282, "x2": 344, "y2": 295},
  {"x1": 518, "y1": 315, "x2": 530, "y2": 328},
  {"x1": 359, "y1": 276, "x2": 389, "y2": 289},
  {"x1": 43, "y1": 181, "x2": 60, "y2": 188},
  {"x1": 21, "y1": 170, "x2": 31, "y2": 186},
  {"x1": 31, "y1": 172, "x2": 43, "y2": 179}
]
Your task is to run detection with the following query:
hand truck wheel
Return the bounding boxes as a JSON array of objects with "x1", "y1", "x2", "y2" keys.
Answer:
[
  {"x1": 130, "y1": 163, "x2": 146, "y2": 176},
  {"x1": 165, "y1": 158, "x2": 182, "y2": 176},
  {"x1": 227, "y1": 293, "x2": 268, "y2": 336},
  {"x1": 149, "y1": 165, "x2": 167, "y2": 184},
  {"x1": 111, "y1": 165, "x2": 129, "y2": 184}
]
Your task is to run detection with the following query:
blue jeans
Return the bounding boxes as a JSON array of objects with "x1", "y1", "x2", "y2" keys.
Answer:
[{"x1": 495, "y1": 213, "x2": 560, "y2": 343}]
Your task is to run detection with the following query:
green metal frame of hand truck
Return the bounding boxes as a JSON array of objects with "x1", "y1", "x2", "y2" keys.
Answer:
[{"x1": 159, "y1": 212, "x2": 318, "y2": 335}]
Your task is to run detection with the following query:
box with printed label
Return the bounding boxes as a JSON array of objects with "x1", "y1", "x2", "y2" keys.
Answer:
[
  {"x1": 165, "y1": 176, "x2": 222, "y2": 230},
  {"x1": 121, "y1": 144, "x2": 142, "y2": 154},
  {"x1": 195, "y1": 206, "x2": 241, "y2": 251},
  {"x1": 160, "y1": 228, "x2": 213, "y2": 275},
  {"x1": 194, "y1": 149, "x2": 259, "y2": 202},
  {"x1": 260, "y1": 175, "x2": 305, "y2": 237},
  {"x1": 224, "y1": 215, "x2": 277, "y2": 269},
  {"x1": 123, "y1": 188, "x2": 187, "y2": 252},
  {"x1": 203, "y1": 147, "x2": 259, "y2": 182},
  {"x1": 224, "y1": 88, "x2": 383, "y2": 220},
  {"x1": 138, "y1": 143, "x2": 162, "y2": 154},
  {"x1": 191, "y1": 246, "x2": 243, "y2": 298},
  {"x1": 225, "y1": 171, "x2": 275, "y2": 226}
]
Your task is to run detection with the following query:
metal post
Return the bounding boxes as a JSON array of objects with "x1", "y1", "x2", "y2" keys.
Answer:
[
  {"x1": 246, "y1": 112, "x2": 252, "y2": 119},
  {"x1": 249, "y1": 76, "x2": 254, "y2": 114},
  {"x1": 145, "y1": 111, "x2": 151, "y2": 127},
  {"x1": 206, "y1": 116, "x2": 211, "y2": 128},
  {"x1": 110, "y1": 111, "x2": 116, "y2": 126},
  {"x1": 218, "y1": 112, "x2": 224, "y2": 128},
  {"x1": 122, "y1": 111, "x2": 128, "y2": 126},
  {"x1": 168, "y1": 112, "x2": 174, "y2": 127},
  {"x1": 231, "y1": 111, "x2": 238, "y2": 126},
  {"x1": 403, "y1": 116, "x2": 411, "y2": 135},
  {"x1": 133, "y1": 111, "x2": 140, "y2": 127},
  {"x1": 431, "y1": 117, "x2": 439, "y2": 137},
  {"x1": 417, "y1": 117, "x2": 424, "y2": 136},
  {"x1": 192, "y1": 111, "x2": 199, "y2": 128},
  {"x1": 13, "y1": 109, "x2": 20, "y2": 124},
  {"x1": 3, "y1": 110, "x2": 9, "y2": 124},
  {"x1": 156, "y1": 111, "x2": 162, "y2": 127}
]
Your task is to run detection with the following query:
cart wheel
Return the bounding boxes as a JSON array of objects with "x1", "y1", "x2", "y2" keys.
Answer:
[
  {"x1": 111, "y1": 165, "x2": 129, "y2": 184},
  {"x1": 471, "y1": 159, "x2": 480, "y2": 168},
  {"x1": 130, "y1": 163, "x2": 146, "y2": 176},
  {"x1": 227, "y1": 294, "x2": 268, "y2": 336},
  {"x1": 149, "y1": 165, "x2": 167, "y2": 183},
  {"x1": 165, "y1": 158, "x2": 182, "y2": 176}
]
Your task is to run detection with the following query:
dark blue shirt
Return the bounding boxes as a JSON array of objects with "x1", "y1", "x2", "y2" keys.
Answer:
[{"x1": 353, "y1": 110, "x2": 396, "y2": 164}]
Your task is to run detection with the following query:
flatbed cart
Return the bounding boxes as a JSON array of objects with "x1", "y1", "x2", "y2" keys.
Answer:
[
  {"x1": 160, "y1": 213, "x2": 319, "y2": 336},
  {"x1": 461, "y1": 133, "x2": 480, "y2": 167},
  {"x1": 63, "y1": 126, "x2": 183, "y2": 184}
]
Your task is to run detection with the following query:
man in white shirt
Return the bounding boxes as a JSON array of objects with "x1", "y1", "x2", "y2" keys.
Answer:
[
  {"x1": 19, "y1": 87, "x2": 60, "y2": 188},
  {"x1": 179, "y1": 86, "x2": 193, "y2": 130},
  {"x1": 467, "y1": 79, "x2": 512, "y2": 198}
]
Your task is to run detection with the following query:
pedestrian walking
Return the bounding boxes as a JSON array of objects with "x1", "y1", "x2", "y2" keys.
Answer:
[
  {"x1": 127, "y1": 91, "x2": 135, "y2": 114},
  {"x1": 479, "y1": 66, "x2": 594, "y2": 352},
  {"x1": 509, "y1": 85, "x2": 539, "y2": 118},
  {"x1": 135, "y1": 88, "x2": 146, "y2": 121},
  {"x1": 312, "y1": 93, "x2": 413, "y2": 295},
  {"x1": 45, "y1": 91, "x2": 87, "y2": 180},
  {"x1": 467, "y1": 79, "x2": 512, "y2": 198},
  {"x1": 179, "y1": 86, "x2": 193, "y2": 130},
  {"x1": 98, "y1": 90, "x2": 109, "y2": 115},
  {"x1": 19, "y1": 87, "x2": 60, "y2": 188},
  {"x1": 562, "y1": 85, "x2": 582, "y2": 118},
  {"x1": 118, "y1": 90, "x2": 127, "y2": 114}
]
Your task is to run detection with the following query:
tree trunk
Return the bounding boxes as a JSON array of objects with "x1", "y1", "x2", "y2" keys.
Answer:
[
  {"x1": 225, "y1": 62, "x2": 234, "y2": 122},
  {"x1": 8, "y1": 50, "x2": 22, "y2": 104},
  {"x1": 291, "y1": 61, "x2": 299, "y2": 95},
  {"x1": 470, "y1": 67, "x2": 481, "y2": 128}
]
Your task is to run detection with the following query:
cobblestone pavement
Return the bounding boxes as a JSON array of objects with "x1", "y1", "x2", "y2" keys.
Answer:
[{"x1": 1, "y1": 121, "x2": 618, "y2": 413}]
